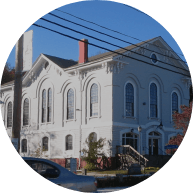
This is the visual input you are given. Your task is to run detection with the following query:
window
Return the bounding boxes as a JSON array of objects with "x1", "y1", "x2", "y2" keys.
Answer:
[
  {"x1": 42, "y1": 137, "x2": 48, "y2": 151},
  {"x1": 23, "y1": 98, "x2": 29, "y2": 126},
  {"x1": 125, "y1": 83, "x2": 134, "y2": 117},
  {"x1": 151, "y1": 53, "x2": 157, "y2": 63},
  {"x1": 47, "y1": 88, "x2": 52, "y2": 122},
  {"x1": 42, "y1": 90, "x2": 46, "y2": 123},
  {"x1": 122, "y1": 132, "x2": 138, "y2": 151},
  {"x1": 66, "y1": 135, "x2": 73, "y2": 150},
  {"x1": 7, "y1": 102, "x2": 12, "y2": 127},
  {"x1": 21, "y1": 139, "x2": 27, "y2": 153},
  {"x1": 67, "y1": 89, "x2": 74, "y2": 120},
  {"x1": 172, "y1": 92, "x2": 178, "y2": 114},
  {"x1": 41, "y1": 88, "x2": 52, "y2": 123},
  {"x1": 150, "y1": 83, "x2": 158, "y2": 118},
  {"x1": 149, "y1": 131, "x2": 160, "y2": 136},
  {"x1": 25, "y1": 160, "x2": 60, "y2": 179},
  {"x1": 89, "y1": 132, "x2": 97, "y2": 142},
  {"x1": 90, "y1": 83, "x2": 98, "y2": 117}
]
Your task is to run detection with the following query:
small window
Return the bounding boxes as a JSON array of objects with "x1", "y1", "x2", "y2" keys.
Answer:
[
  {"x1": 66, "y1": 135, "x2": 73, "y2": 150},
  {"x1": 151, "y1": 54, "x2": 157, "y2": 63},
  {"x1": 23, "y1": 98, "x2": 29, "y2": 126},
  {"x1": 42, "y1": 137, "x2": 48, "y2": 151},
  {"x1": 89, "y1": 132, "x2": 97, "y2": 142},
  {"x1": 90, "y1": 83, "x2": 98, "y2": 117},
  {"x1": 21, "y1": 139, "x2": 27, "y2": 153},
  {"x1": 7, "y1": 102, "x2": 13, "y2": 127}
]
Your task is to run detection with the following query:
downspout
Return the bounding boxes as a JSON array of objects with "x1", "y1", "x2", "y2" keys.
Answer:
[{"x1": 79, "y1": 76, "x2": 82, "y2": 169}]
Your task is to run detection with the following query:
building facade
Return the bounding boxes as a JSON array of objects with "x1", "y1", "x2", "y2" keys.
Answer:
[{"x1": 0, "y1": 37, "x2": 191, "y2": 167}]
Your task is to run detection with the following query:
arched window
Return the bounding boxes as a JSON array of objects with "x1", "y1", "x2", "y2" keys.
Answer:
[
  {"x1": 150, "y1": 83, "x2": 157, "y2": 118},
  {"x1": 66, "y1": 135, "x2": 73, "y2": 150},
  {"x1": 67, "y1": 89, "x2": 74, "y2": 120},
  {"x1": 21, "y1": 139, "x2": 27, "y2": 153},
  {"x1": 125, "y1": 83, "x2": 134, "y2": 117},
  {"x1": 90, "y1": 83, "x2": 98, "y2": 117},
  {"x1": 7, "y1": 102, "x2": 12, "y2": 127},
  {"x1": 122, "y1": 132, "x2": 138, "y2": 150},
  {"x1": 172, "y1": 92, "x2": 178, "y2": 114},
  {"x1": 42, "y1": 90, "x2": 46, "y2": 123},
  {"x1": 89, "y1": 132, "x2": 97, "y2": 142},
  {"x1": 23, "y1": 98, "x2": 29, "y2": 126},
  {"x1": 47, "y1": 88, "x2": 52, "y2": 122},
  {"x1": 42, "y1": 137, "x2": 48, "y2": 151}
]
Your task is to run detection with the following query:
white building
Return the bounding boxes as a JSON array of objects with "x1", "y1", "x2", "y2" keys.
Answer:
[{"x1": 0, "y1": 37, "x2": 191, "y2": 167}]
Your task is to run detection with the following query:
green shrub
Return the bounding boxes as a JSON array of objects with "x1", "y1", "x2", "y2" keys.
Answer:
[{"x1": 84, "y1": 163, "x2": 96, "y2": 171}]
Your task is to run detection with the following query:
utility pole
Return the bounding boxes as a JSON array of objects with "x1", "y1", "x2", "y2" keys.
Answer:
[{"x1": 12, "y1": 35, "x2": 24, "y2": 153}]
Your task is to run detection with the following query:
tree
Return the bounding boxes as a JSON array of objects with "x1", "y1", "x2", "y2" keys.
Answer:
[
  {"x1": 1, "y1": 63, "x2": 15, "y2": 85},
  {"x1": 166, "y1": 102, "x2": 192, "y2": 154},
  {"x1": 30, "y1": 143, "x2": 48, "y2": 158},
  {"x1": 82, "y1": 133, "x2": 106, "y2": 170}
]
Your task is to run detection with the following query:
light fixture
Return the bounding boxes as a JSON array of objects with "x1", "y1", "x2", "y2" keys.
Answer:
[
  {"x1": 156, "y1": 122, "x2": 163, "y2": 130},
  {"x1": 138, "y1": 126, "x2": 142, "y2": 132}
]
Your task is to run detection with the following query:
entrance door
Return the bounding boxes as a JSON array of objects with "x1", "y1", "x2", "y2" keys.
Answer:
[
  {"x1": 149, "y1": 138, "x2": 159, "y2": 155},
  {"x1": 153, "y1": 139, "x2": 158, "y2": 155}
]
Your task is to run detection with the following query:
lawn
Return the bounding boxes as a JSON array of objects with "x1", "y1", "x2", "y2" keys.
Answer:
[{"x1": 77, "y1": 167, "x2": 159, "y2": 175}]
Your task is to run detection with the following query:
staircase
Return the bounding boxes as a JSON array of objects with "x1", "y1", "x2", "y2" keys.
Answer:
[{"x1": 116, "y1": 145, "x2": 149, "y2": 170}]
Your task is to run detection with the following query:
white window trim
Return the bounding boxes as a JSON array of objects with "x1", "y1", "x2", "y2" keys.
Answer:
[
  {"x1": 20, "y1": 136, "x2": 28, "y2": 156},
  {"x1": 39, "y1": 84, "x2": 54, "y2": 127},
  {"x1": 171, "y1": 90, "x2": 181, "y2": 122},
  {"x1": 41, "y1": 134, "x2": 50, "y2": 158},
  {"x1": 124, "y1": 80, "x2": 137, "y2": 118},
  {"x1": 87, "y1": 81, "x2": 101, "y2": 120},
  {"x1": 149, "y1": 81, "x2": 160, "y2": 119},
  {"x1": 6, "y1": 100, "x2": 13, "y2": 129},
  {"x1": 150, "y1": 52, "x2": 159, "y2": 65},
  {"x1": 63, "y1": 132, "x2": 75, "y2": 158},
  {"x1": 119, "y1": 128, "x2": 142, "y2": 153},
  {"x1": 64, "y1": 86, "x2": 76, "y2": 123}
]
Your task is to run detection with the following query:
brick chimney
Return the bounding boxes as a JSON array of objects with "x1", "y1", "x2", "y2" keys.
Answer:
[{"x1": 79, "y1": 39, "x2": 88, "y2": 63}]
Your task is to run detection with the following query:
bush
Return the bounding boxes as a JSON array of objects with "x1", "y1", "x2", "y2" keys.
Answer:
[{"x1": 84, "y1": 163, "x2": 96, "y2": 171}]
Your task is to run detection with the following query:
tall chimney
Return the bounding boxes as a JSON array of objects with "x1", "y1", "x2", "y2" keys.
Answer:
[{"x1": 79, "y1": 39, "x2": 88, "y2": 63}]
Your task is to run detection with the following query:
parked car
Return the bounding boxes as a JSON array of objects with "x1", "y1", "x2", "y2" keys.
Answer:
[{"x1": 23, "y1": 157, "x2": 97, "y2": 192}]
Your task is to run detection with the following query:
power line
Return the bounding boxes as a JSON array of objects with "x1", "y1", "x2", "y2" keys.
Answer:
[
  {"x1": 33, "y1": 23, "x2": 190, "y2": 78},
  {"x1": 40, "y1": 17, "x2": 189, "y2": 73},
  {"x1": 50, "y1": 12, "x2": 186, "y2": 64},
  {"x1": 55, "y1": 9, "x2": 185, "y2": 58}
]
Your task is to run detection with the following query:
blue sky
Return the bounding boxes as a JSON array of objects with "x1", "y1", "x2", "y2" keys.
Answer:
[{"x1": 6, "y1": 1, "x2": 186, "y2": 68}]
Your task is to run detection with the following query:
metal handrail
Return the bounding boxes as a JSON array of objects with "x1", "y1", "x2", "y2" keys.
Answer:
[{"x1": 117, "y1": 145, "x2": 149, "y2": 162}]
